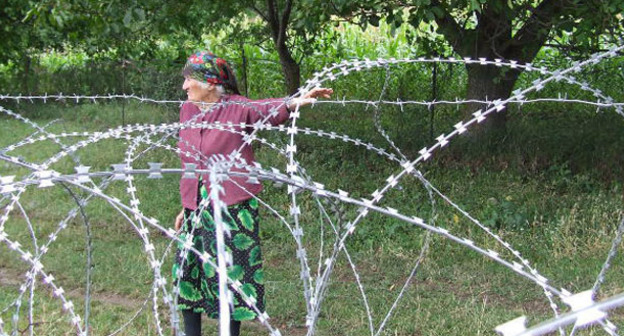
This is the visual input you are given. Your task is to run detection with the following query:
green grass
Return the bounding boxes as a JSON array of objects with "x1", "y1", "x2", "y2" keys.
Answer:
[{"x1": 0, "y1": 101, "x2": 623, "y2": 335}]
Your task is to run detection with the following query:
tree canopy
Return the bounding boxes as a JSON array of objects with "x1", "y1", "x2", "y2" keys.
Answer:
[{"x1": 4, "y1": 0, "x2": 623, "y2": 103}]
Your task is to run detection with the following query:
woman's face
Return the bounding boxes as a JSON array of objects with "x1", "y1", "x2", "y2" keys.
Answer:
[{"x1": 182, "y1": 77, "x2": 211, "y2": 103}]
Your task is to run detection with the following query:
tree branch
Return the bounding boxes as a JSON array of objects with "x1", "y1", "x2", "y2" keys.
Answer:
[
  {"x1": 265, "y1": 0, "x2": 280, "y2": 41},
  {"x1": 543, "y1": 43, "x2": 615, "y2": 54},
  {"x1": 429, "y1": 0, "x2": 469, "y2": 55},
  {"x1": 250, "y1": 2, "x2": 270, "y2": 23},
  {"x1": 278, "y1": 0, "x2": 293, "y2": 46},
  {"x1": 508, "y1": 0, "x2": 571, "y2": 61}
]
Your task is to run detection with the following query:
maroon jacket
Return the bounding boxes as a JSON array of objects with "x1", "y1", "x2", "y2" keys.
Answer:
[{"x1": 178, "y1": 95, "x2": 290, "y2": 209}]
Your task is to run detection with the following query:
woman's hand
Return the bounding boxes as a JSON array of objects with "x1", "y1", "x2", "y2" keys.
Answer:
[
  {"x1": 174, "y1": 209, "x2": 185, "y2": 232},
  {"x1": 288, "y1": 87, "x2": 333, "y2": 110},
  {"x1": 304, "y1": 87, "x2": 333, "y2": 100}
]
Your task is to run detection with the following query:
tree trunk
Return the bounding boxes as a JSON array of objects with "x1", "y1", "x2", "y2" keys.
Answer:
[
  {"x1": 275, "y1": 41, "x2": 301, "y2": 95},
  {"x1": 464, "y1": 63, "x2": 521, "y2": 142},
  {"x1": 431, "y1": 0, "x2": 560, "y2": 141},
  {"x1": 264, "y1": 0, "x2": 300, "y2": 95}
]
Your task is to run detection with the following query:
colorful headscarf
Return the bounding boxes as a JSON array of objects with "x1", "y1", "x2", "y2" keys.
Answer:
[{"x1": 183, "y1": 51, "x2": 240, "y2": 95}]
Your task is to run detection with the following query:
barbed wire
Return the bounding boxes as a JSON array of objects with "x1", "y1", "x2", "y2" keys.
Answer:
[{"x1": 0, "y1": 46, "x2": 623, "y2": 336}]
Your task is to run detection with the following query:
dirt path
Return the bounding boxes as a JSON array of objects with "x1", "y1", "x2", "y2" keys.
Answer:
[{"x1": 0, "y1": 266, "x2": 144, "y2": 309}]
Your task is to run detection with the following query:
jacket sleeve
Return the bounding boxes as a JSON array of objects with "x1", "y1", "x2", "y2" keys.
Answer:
[{"x1": 243, "y1": 97, "x2": 291, "y2": 126}]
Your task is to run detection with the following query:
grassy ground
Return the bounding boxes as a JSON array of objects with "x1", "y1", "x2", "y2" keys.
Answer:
[{"x1": 0, "y1": 101, "x2": 623, "y2": 335}]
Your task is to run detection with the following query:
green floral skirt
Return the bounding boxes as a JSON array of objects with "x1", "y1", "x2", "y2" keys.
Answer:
[{"x1": 172, "y1": 183, "x2": 265, "y2": 321}]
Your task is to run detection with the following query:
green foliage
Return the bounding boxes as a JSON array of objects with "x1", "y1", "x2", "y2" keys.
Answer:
[
  {"x1": 24, "y1": 0, "x2": 178, "y2": 59},
  {"x1": 0, "y1": 0, "x2": 63, "y2": 63}
]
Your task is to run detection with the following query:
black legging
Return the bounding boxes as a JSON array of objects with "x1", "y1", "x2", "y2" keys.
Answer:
[{"x1": 182, "y1": 310, "x2": 241, "y2": 336}]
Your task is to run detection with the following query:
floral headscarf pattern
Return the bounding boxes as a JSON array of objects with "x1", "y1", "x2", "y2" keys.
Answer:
[{"x1": 183, "y1": 51, "x2": 240, "y2": 95}]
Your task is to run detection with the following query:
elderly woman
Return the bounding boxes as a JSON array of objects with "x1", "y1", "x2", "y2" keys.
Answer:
[{"x1": 172, "y1": 51, "x2": 332, "y2": 336}]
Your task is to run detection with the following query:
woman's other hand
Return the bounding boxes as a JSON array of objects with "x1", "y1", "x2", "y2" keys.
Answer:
[{"x1": 175, "y1": 209, "x2": 184, "y2": 232}]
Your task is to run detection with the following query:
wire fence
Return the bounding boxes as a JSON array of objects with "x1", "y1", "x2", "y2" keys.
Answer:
[{"x1": 0, "y1": 47, "x2": 624, "y2": 336}]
